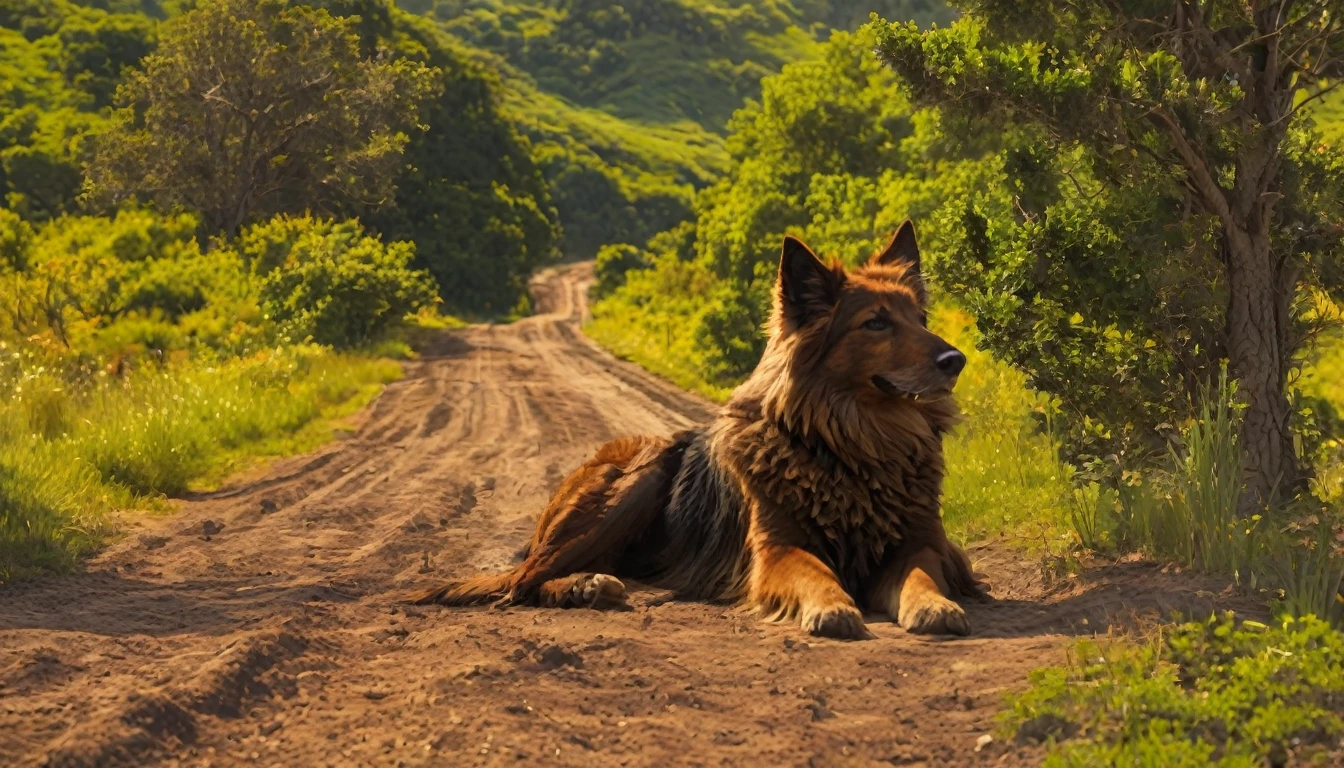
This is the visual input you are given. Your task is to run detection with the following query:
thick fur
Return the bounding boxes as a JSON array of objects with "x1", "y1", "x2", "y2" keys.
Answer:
[{"x1": 411, "y1": 221, "x2": 987, "y2": 638}]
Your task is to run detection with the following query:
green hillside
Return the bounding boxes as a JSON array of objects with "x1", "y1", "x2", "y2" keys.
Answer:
[{"x1": 423, "y1": 0, "x2": 957, "y2": 258}]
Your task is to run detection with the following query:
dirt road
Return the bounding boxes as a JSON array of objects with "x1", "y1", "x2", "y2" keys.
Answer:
[{"x1": 1, "y1": 263, "x2": 1252, "y2": 767}]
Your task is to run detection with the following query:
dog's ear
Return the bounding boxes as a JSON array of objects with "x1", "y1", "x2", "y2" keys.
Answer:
[
  {"x1": 872, "y1": 220, "x2": 920, "y2": 273},
  {"x1": 871, "y1": 220, "x2": 927, "y2": 304},
  {"x1": 777, "y1": 235, "x2": 844, "y2": 331}
]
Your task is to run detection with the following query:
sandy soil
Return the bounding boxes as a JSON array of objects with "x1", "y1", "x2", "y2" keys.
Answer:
[{"x1": 0, "y1": 262, "x2": 1261, "y2": 767}]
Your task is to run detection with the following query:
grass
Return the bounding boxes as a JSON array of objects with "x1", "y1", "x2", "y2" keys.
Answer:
[
  {"x1": 934, "y1": 307, "x2": 1078, "y2": 554},
  {"x1": 1004, "y1": 614, "x2": 1344, "y2": 766},
  {"x1": 0, "y1": 345, "x2": 401, "y2": 584}
]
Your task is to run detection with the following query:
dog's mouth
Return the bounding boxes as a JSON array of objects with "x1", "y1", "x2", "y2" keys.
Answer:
[{"x1": 871, "y1": 375, "x2": 951, "y2": 402}]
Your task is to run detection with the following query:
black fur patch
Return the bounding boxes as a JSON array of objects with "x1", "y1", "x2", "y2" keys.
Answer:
[{"x1": 621, "y1": 431, "x2": 748, "y2": 600}]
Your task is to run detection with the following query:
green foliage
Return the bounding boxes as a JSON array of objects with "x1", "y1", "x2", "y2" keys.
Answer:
[
  {"x1": 0, "y1": 209, "x2": 259, "y2": 356},
  {"x1": 249, "y1": 216, "x2": 438, "y2": 348},
  {"x1": 1005, "y1": 614, "x2": 1344, "y2": 767},
  {"x1": 1317, "y1": 87, "x2": 1344, "y2": 148},
  {"x1": 439, "y1": 0, "x2": 816, "y2": 131},
  {"x1": 0, "y1": 0, "x2": 155, "y2": 220},
  {"x1": 871, "y1": 3, "x2": 1344, "y2": 503},
  {"x1": 362, "y1": 11, "x2": 560, "y2": 315},
  {"x1": 590, "y1": 28, "x2": 994, "y2": 384},
  {"x1": 416, "y1": 0, "x2": 953, "y2": 262},
  {"x1": 83, "y1": 0, "x2": 439, "y2": 236},
  {"x1": 593, "y1": 242, "x2": 647, "y2": 298},
  {"x1": 0, "y1": 343, "x2": 401, "y2": 581},
  {"x1": 53, "y1": 3, "x2": 156, "y2": 107}
]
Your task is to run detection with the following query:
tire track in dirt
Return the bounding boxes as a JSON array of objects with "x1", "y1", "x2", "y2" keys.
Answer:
[{"x1": 0, "y1": 262, "x2": 1260, "y2": 767}]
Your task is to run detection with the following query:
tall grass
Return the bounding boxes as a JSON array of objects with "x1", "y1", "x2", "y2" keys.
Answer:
[
  {"x1": 1115, "y1": 369, "x2": 1260, "y2": 577},
  {"x1": 1098, "y1": 368, "x2": 1344, "y2": 626},
  {"x1": 0, "y1": 345, "x2": 401, "y2": 583}
]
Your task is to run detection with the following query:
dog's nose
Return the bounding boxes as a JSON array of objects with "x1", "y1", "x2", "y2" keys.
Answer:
[{"x1": 935, "y1": 349, "x2": 966, "y2": 376}]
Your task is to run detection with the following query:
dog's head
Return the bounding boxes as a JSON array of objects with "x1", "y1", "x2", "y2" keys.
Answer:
[{"x1": 768, "y1": 221, "x2": 965, "y2": 409}]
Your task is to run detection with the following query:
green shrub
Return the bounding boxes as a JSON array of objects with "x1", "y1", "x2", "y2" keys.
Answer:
[
  {"x1": 593, "y1": 242, "x2": 647, "y2": 298},
  {"x1": 253, "y1": 216, "x2": 438, "y2": 348},
  {"x1": 1005, "y1": 614, "x2": 1344, "y2": 767}
]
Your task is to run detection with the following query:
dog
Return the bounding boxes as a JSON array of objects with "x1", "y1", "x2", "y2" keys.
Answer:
[{"x1": 412, "y1": 221, "x2": 986, "y2": 638}]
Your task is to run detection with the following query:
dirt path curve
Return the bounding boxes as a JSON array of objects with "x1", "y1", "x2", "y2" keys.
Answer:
[{"x1": 1, "y1": 263, "x2": 1251, "y2": 767}]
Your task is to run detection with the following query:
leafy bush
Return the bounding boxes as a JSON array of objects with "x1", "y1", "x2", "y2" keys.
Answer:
[
  {"x1": 593, "y1": 242, "x2": 647, "y2": 298},
  {"x1": 252, "y1": 216, "x2": 438, "y2": 348},
  {"x1": 0, "y1": 209, "x2": 253, "y2": 355},
  {"x1": 1005, "y1": 614, "x2": 1344, "y2": 767}
]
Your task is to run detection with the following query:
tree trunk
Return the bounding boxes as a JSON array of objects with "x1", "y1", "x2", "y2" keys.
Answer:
[{"x1": 1222, "y1": 222, "x2": 1300, "y2": 513}]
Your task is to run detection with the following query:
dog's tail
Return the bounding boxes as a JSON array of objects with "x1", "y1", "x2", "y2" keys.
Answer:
[
  {"x1": 408, "y1": 433, "x2": 693, "y2": 607},
  {"x1": 408, "y1": 572, "x2": 512, "y2": 606}
]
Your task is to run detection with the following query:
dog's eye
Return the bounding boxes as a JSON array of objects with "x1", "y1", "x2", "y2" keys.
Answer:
[{"x1": 862, "y1": 318, "x2": 890, "y2": 331}]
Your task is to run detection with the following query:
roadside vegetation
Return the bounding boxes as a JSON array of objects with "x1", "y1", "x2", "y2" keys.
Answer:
[{"x1": 4, "y1": 0, "x2": 1344, "y2": 762}]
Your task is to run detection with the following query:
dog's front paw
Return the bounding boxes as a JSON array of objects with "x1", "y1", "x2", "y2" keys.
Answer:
[
  {"x1": 802, "y1": 603, "x2": 874, "y2": 640},
  {"x1": 899, "y1": 594, "x2": 970, "y2": 636}
]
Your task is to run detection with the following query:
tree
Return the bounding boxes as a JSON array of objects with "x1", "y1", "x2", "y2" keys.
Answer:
[
  {"x1": 874, "y1": 2, "x2": 1344, "y2": 511},
  {"x1": 361, "y1": 12, "x2": 560, "y2": 315},
  {"x1": 83, "y1": 0, "x2": 438, "y2": 237}
]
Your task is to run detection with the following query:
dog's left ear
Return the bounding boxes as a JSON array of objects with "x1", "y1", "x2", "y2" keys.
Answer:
[
  {"x1": 871, "y1": 220, "x2": 927, "y2": 303},
  {"x1": 872, "y1": 220, "x2": 920, "y2": 272}
]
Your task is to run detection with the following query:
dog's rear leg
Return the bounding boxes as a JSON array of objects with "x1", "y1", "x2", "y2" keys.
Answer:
[
  {"x1": 410, "y1": 435, "x2": 676, "y2": 608},
  {"x1": 535, "y1": 573, "x2": 627, "y2": 609}
]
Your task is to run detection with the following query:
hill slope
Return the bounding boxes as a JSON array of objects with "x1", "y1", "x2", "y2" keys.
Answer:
[{"x1": 422, "y1": 0, "x2": 956, "y2": 258}]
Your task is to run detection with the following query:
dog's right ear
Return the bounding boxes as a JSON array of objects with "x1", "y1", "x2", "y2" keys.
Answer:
[{"x1": 777, "y1": 236, "x2": 843, "y2": 332}]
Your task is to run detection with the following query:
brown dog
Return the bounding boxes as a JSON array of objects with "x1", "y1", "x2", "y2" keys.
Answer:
[{"x1": 412, "y1": 221, "x2": 985, "y2": 638}]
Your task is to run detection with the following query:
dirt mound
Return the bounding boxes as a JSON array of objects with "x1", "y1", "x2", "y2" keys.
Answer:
[{"x1": 0, "y1": 263, "x2": 1253, "y2": 766}]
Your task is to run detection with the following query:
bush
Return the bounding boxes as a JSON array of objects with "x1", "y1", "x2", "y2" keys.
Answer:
[
  {"x1": 593, "y1": 242, "x2": 647, "y2": 298},
  {"x1": 0, "y1": 210, "x2": 260, "y2": 358},
  {"x1": 1005, "y1": 614, "x2": 1344, "y2": 767},
  {"x1": 252, "y1": 216, "x2": 438, "y2": 348}
]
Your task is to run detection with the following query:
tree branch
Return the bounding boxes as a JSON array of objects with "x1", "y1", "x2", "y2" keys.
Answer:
[{"x1": 1148, "y1": 107, "x2": 1232, "y2": 222}]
